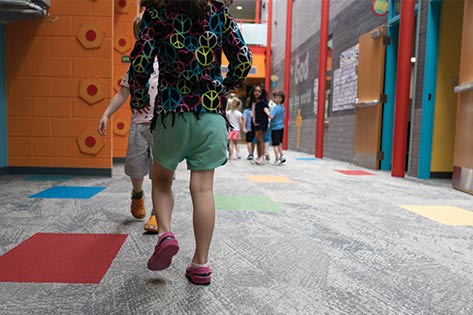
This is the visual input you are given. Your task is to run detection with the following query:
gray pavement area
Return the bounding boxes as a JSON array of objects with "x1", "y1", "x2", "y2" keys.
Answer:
[{"x1": 1, "y1": 146, "x2": 473, "y2": 315}]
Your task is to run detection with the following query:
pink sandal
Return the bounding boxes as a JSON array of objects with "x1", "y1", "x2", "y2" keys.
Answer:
[
  {"x1": 185, "y1": 265, "x2": 212, "y2": 285},
  {"x1": 147, "y1": 232, "x2": 179, "y2": 271}
]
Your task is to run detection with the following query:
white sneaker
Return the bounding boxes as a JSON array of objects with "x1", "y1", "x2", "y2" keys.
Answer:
[{"x1": 279, "y1": 156, "x2": 286, "y2": 164}]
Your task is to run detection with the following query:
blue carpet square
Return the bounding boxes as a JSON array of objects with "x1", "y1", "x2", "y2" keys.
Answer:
[
  {"x1": 295, "y1": 157, "x2": 318, "y2": 161},
  {"x1": 28, "y1": 186, "x2": 105, "y2": 199},
  {"x1": 24, "y1": 175, "x2": 73, "y2": 182}
]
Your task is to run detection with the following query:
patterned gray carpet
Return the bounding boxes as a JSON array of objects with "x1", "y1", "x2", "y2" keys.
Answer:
[{"x1": 1, "y1": 149, "x2": 473, "y2": 315}]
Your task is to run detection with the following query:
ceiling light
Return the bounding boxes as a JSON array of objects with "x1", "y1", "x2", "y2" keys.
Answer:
[{"x1": 236, "y1": 5, "x2": 243, "y2": 10}]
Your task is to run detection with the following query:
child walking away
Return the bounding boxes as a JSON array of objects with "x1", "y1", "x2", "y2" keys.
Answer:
[
  {"x1": 98, "y1": 13, "x2": 159, "y2": 233},
  {"x1": 248, "y1": 85, "x2": 269, "y2": 165},
  {"x1": 242, "y1": 103, "x2": 255, "y2": 160},
  {"x1": 129, "y1": 0, "x2": 252, "y2": 285},
  {"x1": 269, "y1": 90, "x2": 286, "y2": 165},
  {"x1": 226, "y1": 97, "x2": 243, "y2": 160}
]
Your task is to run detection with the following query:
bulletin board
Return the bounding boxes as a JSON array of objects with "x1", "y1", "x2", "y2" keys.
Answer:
[{"x1": 332, "y1": 44, "x2": 359, "y2": 112}]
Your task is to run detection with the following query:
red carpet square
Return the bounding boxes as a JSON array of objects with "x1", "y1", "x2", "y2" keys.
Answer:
[
  {"x1": 336, "y1": 170, "x2": 376, "y2": 176},
  {"x1": 0, "y1": 233, "x2": 127, "y2": 284}
]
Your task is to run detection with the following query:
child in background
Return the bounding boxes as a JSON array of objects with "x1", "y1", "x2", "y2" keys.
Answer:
[
  {"x1": 226, "y1": 97, "x2": 243, "y2": 160},
  {"x1": 242, "y1": 103, "x2": 255, "y2": 160},
  {"x1": 248, "y1": 85, "x2": 269, "y2": 165},
  {"x1": 268, "y1": 90, "x2": 286, "y2": 165},
  {"x1": 98, "y1": 14, "x2": 159, "y2": 233}
]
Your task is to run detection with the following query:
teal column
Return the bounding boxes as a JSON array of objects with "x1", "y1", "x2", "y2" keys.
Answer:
[
  {"x1": 418, "y1": 0, "x2": 442, "y2": 179},
  {"x1": 380, "y1": 17, "x2": 399, "y2": 170},
  {"x1": 0, "y1": 24, "x2": 7, "y2": 168}
]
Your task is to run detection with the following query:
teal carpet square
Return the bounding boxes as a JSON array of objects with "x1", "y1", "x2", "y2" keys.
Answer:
[
  {"x1": 28, "y1": 186, "x2": 105, "y2": 199},
  {"x1": 215, "y1": 195, "x2": 280, "y2": 212}
]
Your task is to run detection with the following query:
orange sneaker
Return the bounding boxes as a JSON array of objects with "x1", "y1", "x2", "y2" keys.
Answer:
[
  {"x1": 144, "y1": 214, "x2": 159, "y2": 233},
  {"x1": 130, "y1": 194, "x2": 146, "y2": 219}
]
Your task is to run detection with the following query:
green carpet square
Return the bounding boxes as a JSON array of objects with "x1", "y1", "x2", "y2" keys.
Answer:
[{"x1": 215, "y1": 195, "x2": 280, "y2": 212}]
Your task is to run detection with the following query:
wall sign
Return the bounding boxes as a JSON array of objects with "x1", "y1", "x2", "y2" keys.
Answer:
[{"x1": 371, "y1": 0, "x2": 389, "y2": 17}]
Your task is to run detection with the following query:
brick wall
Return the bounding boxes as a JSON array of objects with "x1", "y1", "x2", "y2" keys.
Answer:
[
  {"x1": 271, "y1": 0, "x2": 427, "y2": 173},
  {"x1": 5, "y1": 0, "x2": 114, "y2": 172}
]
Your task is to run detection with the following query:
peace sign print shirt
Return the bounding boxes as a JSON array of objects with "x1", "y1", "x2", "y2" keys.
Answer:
[{"x1": 128, "y1": 0, "x2": 253, "y2": 116}]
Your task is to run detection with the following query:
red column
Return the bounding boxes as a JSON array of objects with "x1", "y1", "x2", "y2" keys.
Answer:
[
  {"x1": 255, "y1": 0, "x2": 261, "y2": 23},
  {"x1": 316, "y1": 0, "x2": 330, "y2": 158},
  {"x1": 264, "y1": 0, "x2": 273, "y2": 94},
  {"x1": 392, "y1": 0, "x2": 416, "y2": 177},
  {"x1": 282, "y1": 0, "x2": 293, "y2": 150}
]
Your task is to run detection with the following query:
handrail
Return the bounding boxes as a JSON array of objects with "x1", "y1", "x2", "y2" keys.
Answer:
[
  {"x1": 454, "y1": 81, "x2": 473, "y2": 94},
  {"x1": 353, "y1": 100, "x2": 379, "y2": 107}
]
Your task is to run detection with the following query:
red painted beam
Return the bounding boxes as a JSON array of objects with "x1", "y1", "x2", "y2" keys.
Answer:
[
  {"x1": 316, "y1": 0, "x2": 330, "y2": 158},
  {"x1": 264, "y1": 0, "x2": 273, "y2": 94},
  {"x1": 255, "y1": 0, "x2": 261, "y2": 23},
  {"x1": 282, "y1": 0, "x2": 293, "y2": 150},
  {"x1": 392, "y1": 0, "x2": 416, "y2": 177}
]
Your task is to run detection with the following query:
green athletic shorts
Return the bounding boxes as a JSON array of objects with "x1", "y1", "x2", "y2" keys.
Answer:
[{"x1": 152, "y1": 112, "x2": 228, "y2": 171}]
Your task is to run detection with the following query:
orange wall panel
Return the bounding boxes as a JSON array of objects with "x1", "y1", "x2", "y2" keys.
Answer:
[
  {"x1": 31, "y1": 16, "x2": 73, "y2": 36},
  {"x1": 7, "y1": 96, "x2": 31, "y2": 117},
  {"x1": 51, "y1": 118, "x2": 93, "y2": 137},
  {"x1": 5, "y1": 0, "x2": 113, "y2": 171},
  {"x1": 9, "y1": 118, "x2": 51, "y2": 137},
  {"x1": 32, "y1": 98, "x2": 73, "y2": 118},
  {"x1": 33, "y1": 138, "x2": 80, "y2": 158},
  {"x1": 72, "y1": 98, "x2": 109, "y2": 119},
  {"x1": 11, "y1": 77, "x2": 52, "y2": 97},
  {"x1": 72, "y1": 58, "x2": 112, "y2": 78},
  {"x1": 8, "y1": 138, "x2": 34, "y2": 157},
  {"x1": 31, "y1": 57, "x2": 72, "y2": 77}
]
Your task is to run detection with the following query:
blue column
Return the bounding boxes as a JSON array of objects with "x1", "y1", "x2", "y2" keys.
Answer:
[
  {"x1": 418, "y1": 0, "x2": 442, "y2": 179},
  {"x1": 0, "y1": 24, "x2": 7, "y2": 168},
  {"x1": 380, "y1": 6, "x2": 399, "y2": 170}
]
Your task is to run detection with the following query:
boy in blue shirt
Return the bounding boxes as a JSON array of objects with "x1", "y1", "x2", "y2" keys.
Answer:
[{"x1": 268, "y1": 90, "x2": 286, "y2": 165}]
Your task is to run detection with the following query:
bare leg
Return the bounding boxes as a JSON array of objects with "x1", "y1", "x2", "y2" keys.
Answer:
[
  {"x1": 131, "y1": 177, "x2": 144, "y2": 193},
  {"x1": 246, "y1": 141, "x2": 253, "y2": 156},
  {"x1": 255, "y1": 131, "x2": 265, "y2": 159},
  {"x1": 151, "y1": 160, "x2": 174, "y2": 233},
  {"x1": 264, "y1": 141, "x2": 270, "y2": 155},
  {"x1": 233, "y1": 140, "x2": 240, "y2": 157},
  {"x1": 190, "y1": 170, "x2": 215, "y2": 265},
  {"x1": 273, "y1": 145, "x2": 280, "y2": 160}
]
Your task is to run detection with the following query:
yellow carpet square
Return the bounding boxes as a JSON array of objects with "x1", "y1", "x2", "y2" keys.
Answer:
[
  {"x1": 247, "y1": 175, "x2": 294, "y2": 183},
  {"x1": 400, "y1": 205, "x2": 473, "y2": 226}
]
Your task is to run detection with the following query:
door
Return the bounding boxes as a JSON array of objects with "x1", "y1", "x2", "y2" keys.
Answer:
[
  {"x1": 452, "y1": 0, "x2": 473, "y2": 194},
  {"x1": 353, "y1": 26, "x2": 387, "y2": 170}
]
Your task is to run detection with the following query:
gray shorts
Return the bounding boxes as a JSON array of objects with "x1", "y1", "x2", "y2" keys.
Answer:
[{"x1": 125, "y1": 123, "x2": 153, "y2": 179}]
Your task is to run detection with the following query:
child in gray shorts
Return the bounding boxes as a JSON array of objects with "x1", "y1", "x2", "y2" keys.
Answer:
[{"x1": 97, "y1": 13, "x2": 159, "y2": 233}]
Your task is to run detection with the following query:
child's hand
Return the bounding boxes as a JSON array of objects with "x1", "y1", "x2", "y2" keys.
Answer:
[{"x1": 98, "y1": 116, "x2": 108, "y2": 136}]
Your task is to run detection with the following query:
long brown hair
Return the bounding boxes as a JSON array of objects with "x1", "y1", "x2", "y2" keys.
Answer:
[{"x1": 157, "y1": 0, "x2": 209, "y2": 17}]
